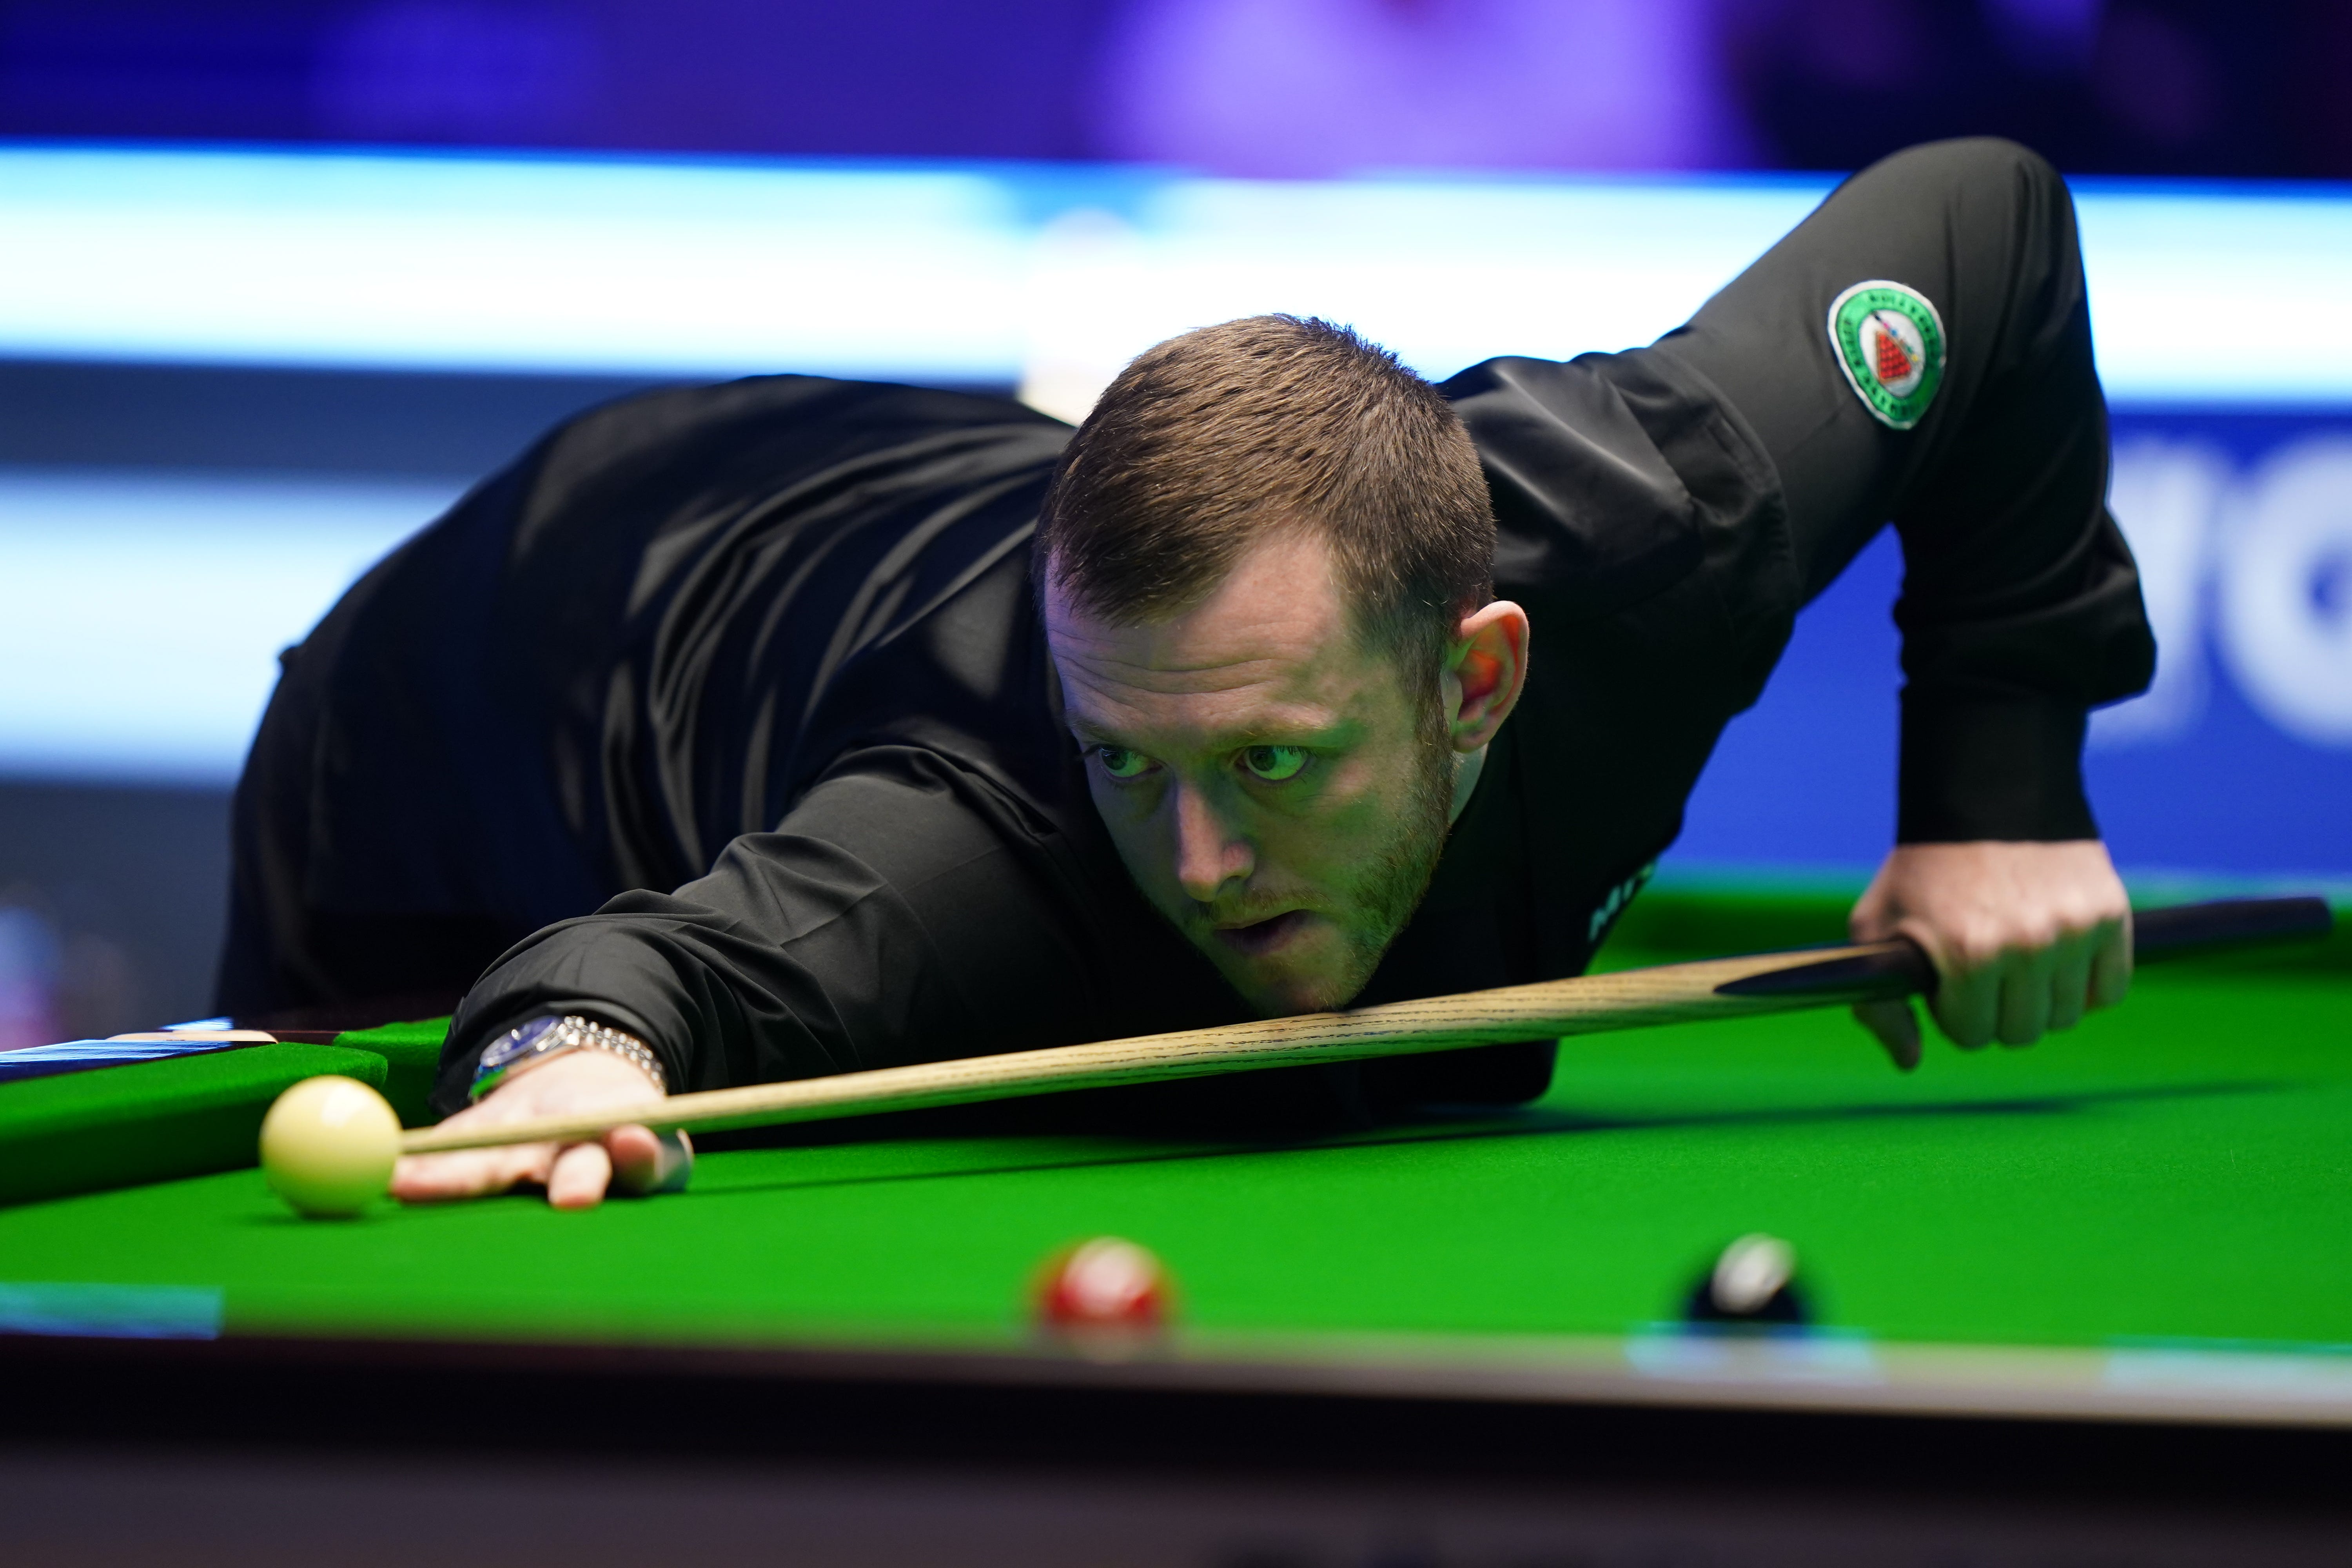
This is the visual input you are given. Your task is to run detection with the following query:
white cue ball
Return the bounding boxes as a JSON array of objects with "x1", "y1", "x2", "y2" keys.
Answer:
[{"x1": 259, "y1": 1075, "x2": 401, "y2": 1218}]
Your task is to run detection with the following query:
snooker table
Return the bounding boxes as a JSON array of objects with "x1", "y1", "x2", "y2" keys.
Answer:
[{"x1": 6, "y1": 879, "x2": 2351, "y2": 1566}]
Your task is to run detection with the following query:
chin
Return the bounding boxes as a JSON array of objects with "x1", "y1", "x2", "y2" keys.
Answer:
[
  {"x1": 1224, "y1": 955, "x2": 1370, "y2": 1018},
  {"x1": 1174, "y1": 905, "x2": 1392, "y2": 1017}
]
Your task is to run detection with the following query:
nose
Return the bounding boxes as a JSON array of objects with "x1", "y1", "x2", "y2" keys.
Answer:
[{"x1": 1171, "y1": 782, "x2": 1253, "y2": 904}]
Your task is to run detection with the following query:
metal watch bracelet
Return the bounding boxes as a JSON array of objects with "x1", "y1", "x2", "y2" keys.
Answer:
[{"x1": 470, "y1": 1014, "x2": 668, "y2": 1101}]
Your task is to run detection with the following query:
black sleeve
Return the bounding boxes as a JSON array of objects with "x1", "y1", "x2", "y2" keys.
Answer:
[
  {"x1": 428, "y1": 748, "x2": 1133, "y2": 1116},
  {"x1": 1649, "y1": 137, "x2": 2155, "y2": 843}
]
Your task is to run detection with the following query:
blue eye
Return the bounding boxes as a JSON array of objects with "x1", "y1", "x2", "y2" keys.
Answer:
[
  {"x1": 1096, "y1": 745, "x2": 1151, "y2": 779},
  {"x1": 1241, "y1": 744, "x2": 1308, "y2": 782}
]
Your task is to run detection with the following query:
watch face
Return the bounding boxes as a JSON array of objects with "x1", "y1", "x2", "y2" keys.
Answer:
[{"x1": 481, "y1": 1015, "x2": 561, "y2": 1075}]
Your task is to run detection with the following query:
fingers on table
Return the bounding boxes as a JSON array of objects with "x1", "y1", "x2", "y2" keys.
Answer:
[
  {"x1": 547, "y1": 1141, "x2": 616, "y2": 1210},
  {"x1": 391, "y1": 1141, "x2": 564, "y2": 1202},
  {"x1": 392, "y1": 1126, "x2": 686, "y2": 1210},
  {"x1": 609, "y1": 1127, "x2": 694, "y2": 1197}
]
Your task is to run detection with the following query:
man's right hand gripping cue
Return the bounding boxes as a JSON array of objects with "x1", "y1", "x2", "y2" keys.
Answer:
[
  {"x1": 1849, "y1": 840, "x2": 2134, "y2": 1073},
  {"x1": 390, "y1": 1049, "x2": 686, "y2": 1210}
]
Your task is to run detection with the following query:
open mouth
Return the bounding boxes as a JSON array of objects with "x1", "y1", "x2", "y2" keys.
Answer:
[{"x1": 1211, "y1": 909, "x2": 1311, "y2": 958}]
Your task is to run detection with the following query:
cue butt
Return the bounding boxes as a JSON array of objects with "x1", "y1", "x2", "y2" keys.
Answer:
[
  {"x1": 2131, "y1": 895, "x2": 2332, "y2": 959},
  {"x1": 1712, "y1": 893, "x2": 2334, "y2": 1003}
]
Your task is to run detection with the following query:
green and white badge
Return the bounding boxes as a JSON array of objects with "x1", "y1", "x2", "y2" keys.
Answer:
[{"x1": 1827, "y1": 279, "x2": 1946, "y2": 430}]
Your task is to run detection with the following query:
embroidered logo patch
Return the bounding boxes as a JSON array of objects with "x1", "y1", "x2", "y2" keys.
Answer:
[
  {"x1": 1585, "y1": 860, "x2": 1656, "y2": 947},
  {"x1": 1827, "y1": 279, "x2": 1946, "y2": 430}
]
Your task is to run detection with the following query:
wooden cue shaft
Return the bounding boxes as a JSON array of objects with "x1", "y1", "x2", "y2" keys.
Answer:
[
  {"x1": 394, "y1": 893, "x2": 2334, "y2": 1157},
  {"x1": 397, "y1": 940, "x2": 1917, "y2": 1155}
]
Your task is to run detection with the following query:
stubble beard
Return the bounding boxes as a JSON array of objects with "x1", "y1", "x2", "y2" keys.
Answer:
[
  {"x1": 1321, "y1": 704, "x2": 1456, "y2": 1007},
  {"x1": 1174, "y1": 702, "x2": 1457, "y2": 1017}
]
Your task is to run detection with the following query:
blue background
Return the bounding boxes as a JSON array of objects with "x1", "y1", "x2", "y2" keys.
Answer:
[
  {"x1": 1681, "y1": 408, "x2": 2352, "y2": 881},
  {"x1": 4, "y1": 0, "x2": 2351, "y2": 1027}
]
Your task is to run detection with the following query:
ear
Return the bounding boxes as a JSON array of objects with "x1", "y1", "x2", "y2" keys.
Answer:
[{"x1": 1443, "y1": 600, "x2": 1529, "y2": 753}]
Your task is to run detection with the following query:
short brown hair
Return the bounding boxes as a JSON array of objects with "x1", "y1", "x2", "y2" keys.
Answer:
[{"x1": 1035, "y1": 316, "x2": 1494, "y2": 704}]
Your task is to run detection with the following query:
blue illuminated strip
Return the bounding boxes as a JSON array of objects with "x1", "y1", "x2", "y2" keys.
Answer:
[
  {"x1": 0, "y1": 146, "x2": 2341, "y2": 403},
  {"x1": 0, "y1": 471, "x2": 465, "y2": 782},
  {"x1": 0, "y1": 1282, "x2": 223, "y2": 1339},
  {"x1": 2104, "y1": 1340, "x2": 2352, "y2": 1403},
  {"x1": 2073, "y1": 181, "x2": 2352, "y2": 404},
  {"x1": 0, "y1": 1038, "x2": 249, "y2": 1085},
  {"x1": 0, "y1": 147, "x2": 1031, "y2": 382},
  {"x1": 3, "y1": 147, "x2": 2346, "y2": 857}
]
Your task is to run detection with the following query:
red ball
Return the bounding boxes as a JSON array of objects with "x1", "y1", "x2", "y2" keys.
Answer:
[{"x1": 1034, "y1": 1236, "x2": 1172, "y2": 1330}]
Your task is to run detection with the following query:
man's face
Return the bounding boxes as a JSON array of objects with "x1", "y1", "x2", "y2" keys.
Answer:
[{"x1": 1045, "y1": 531, "x2": 1456, "y2": 1016}]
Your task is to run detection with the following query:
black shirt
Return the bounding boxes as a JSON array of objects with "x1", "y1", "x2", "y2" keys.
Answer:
[{"x1": 210, "y1": 140, "x2": 2154, "y2": 1115}]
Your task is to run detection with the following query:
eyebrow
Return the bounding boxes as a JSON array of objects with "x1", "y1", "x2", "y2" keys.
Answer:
[{"x1": 1067, "y1": 715, "x2": 1363, "y2": 751}]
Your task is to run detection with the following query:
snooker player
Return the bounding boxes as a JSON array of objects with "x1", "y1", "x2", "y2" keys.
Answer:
[{"x1": 219, "y1": 139, "x2": 2154, "y2": 1208}]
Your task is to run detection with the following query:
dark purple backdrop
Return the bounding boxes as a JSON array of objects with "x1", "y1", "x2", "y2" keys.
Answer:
[{"x1": 1, "y1": 0, "x2": 2346, "y2": 178}]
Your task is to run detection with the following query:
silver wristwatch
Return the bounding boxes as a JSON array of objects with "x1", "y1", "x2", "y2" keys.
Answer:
[{"x1": 470, "y1": 1014, "x2": 667, "y2": 1100}]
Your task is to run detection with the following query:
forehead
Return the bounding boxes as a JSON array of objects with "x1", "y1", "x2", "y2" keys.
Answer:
[{"x1": 1045, "y1": 531, "x2": 1379, "y2": 731}]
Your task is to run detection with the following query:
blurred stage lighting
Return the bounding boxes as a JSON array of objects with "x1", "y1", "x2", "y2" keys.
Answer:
[
  {"x1": 0, "y1": 471, "x2": 463, "y2": 781},
  {"x1": 0, "y1": 146, "x2": 2346, "y2": 417},
  {"x1": 2, "y1": 146, "x2": 2348, "y2": 838}
]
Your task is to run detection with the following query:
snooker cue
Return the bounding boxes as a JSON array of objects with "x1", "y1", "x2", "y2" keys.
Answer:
[{"x1": 397, "y1": 894, "x2": 2332, "y2": 1156}]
